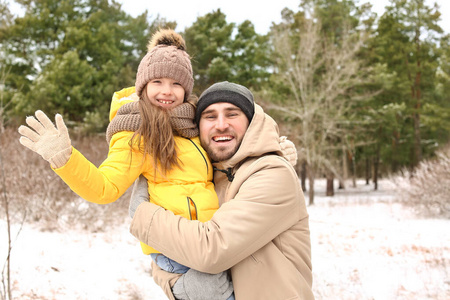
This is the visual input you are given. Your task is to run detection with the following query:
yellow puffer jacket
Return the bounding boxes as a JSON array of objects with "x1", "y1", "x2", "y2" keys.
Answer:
[{"x1": 54, "y1": 87, "x2": 219, "y2": 254}]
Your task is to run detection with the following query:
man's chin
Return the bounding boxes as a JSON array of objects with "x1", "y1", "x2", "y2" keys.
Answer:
[{"x1": 207, "y1": 148, "x2": 235, "y2": 163}]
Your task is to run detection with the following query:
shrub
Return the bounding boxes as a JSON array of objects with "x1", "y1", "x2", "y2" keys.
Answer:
[
  {"x1": 1, "y1": 127, "x2": 130, "y2": 232},
  {"x1": 394, "y1": 144, "x2": 450, "y2": 218}
]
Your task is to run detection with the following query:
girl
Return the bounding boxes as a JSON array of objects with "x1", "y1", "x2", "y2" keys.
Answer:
[{"x1": 18, "y1": 29, "x2": 234, "y2": 300}]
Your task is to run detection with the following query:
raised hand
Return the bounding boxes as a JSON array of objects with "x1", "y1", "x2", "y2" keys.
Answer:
[{"x1": 18, "y1": 110, "x2": 72, "y2": 168}]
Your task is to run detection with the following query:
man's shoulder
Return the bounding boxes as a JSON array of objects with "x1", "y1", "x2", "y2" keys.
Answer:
[
  {"x1": 240, "y1": 154, "x2": 294, "y2": 172},
  {"x1": 234, "y1": 154, "x2": 298, "y2": 184}
]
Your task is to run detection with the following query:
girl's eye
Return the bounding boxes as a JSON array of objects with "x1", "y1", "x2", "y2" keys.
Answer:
[{"x1": 174, "y1": 82, "x2": 182, "y2": 86}]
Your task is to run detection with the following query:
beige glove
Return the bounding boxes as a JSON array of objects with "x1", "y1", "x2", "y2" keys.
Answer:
[
  {"x1": 18, "y1": 110, "x2": 72, "y2": 168},
  {"x1": 280, "y1": 136, "x2": 298, "y2": 167}
]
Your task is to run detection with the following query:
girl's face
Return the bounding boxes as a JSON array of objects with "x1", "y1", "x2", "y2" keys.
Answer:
[{"x1": 145, "y1": 78, "x2": 185, "y2": 109}]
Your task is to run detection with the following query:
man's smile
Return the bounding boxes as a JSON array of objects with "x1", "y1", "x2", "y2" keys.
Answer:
[{"x1": 212, "y1": 135, "x2": 234, "y2": 142}]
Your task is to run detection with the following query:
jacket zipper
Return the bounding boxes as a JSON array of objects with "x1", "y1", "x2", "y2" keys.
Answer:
[
  {"x1": 187, "y1": 197, "x2": 198, "y2": 220},
  {"x1": 184, "y1": 138, "x2": 205, "y2": 221}
]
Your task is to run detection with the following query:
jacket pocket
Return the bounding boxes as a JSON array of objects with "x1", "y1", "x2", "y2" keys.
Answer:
[{"x1": 186, "y1": 197, "x2": 198, "y2": 220}]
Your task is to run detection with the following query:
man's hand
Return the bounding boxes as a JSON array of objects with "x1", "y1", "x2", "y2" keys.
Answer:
[
  {"x1": 280, "y1": 136, "x2": 298, "y2": 167},
  {"x1": 18, "y1": 110, "x2": 72, "y2": 168}
]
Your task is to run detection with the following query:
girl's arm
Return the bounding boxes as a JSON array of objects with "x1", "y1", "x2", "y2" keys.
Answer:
[{"x1": 19, "y1": 110, "x2": 146, "y2": 204}]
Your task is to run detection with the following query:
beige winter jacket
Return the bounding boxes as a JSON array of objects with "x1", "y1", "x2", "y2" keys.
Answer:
[{"x1": 130, "y1": 104, "x2": 314, "y2": 300}]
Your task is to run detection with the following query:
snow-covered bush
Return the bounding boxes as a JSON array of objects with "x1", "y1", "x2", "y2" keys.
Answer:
[
  {"x1": 2, "y1": 127, "x2": 129, "y2": 231},
  {"x1": 394, "y1": 145, "x2": 450, "y2": 218}
]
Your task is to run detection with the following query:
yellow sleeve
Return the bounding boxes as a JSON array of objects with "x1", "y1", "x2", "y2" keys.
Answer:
[{"x1": 53, "y1": 131, "x2": 147, "y2": 204}]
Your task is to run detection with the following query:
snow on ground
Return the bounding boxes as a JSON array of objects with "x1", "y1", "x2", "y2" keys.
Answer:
[
  {"x1": 1, "y1": 223, "x2": 166, "y2": 300},
  {"x1": 1, "y1": 179, "x2": 449, "y2": 299},
  {"x1": 308, "y1": 179, "x2": 450, "y2": 300}
]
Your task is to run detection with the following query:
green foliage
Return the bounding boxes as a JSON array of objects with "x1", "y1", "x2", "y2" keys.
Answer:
[
  {"x1": 1, "y1": 0, "x2": 152, "y2": 128},
  {"x1": 183, "y1": 9, "x2": 234, "y2": 94},
  {"x1": 15, "y1": 51, "x2": 96, "y2": 119},
  {"x1": 367, "y1": 0, "x2": 448, "y2": 168},
  {"x1": 183, "y1": 9, "x2": 271, "y2": 95},
  {"x1": 229, "y1": 21, "x2": 272, "y2": 90}
]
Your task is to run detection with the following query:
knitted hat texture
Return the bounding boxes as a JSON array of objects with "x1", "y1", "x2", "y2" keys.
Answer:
[
  {"x1": 135, "y1": 29, "x2": 193, "y2": 99},
  {"x1": 195, "y1": 81, "x2": 255, "y2": 124}
]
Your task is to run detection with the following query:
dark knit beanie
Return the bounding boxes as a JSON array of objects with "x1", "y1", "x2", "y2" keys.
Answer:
[
  {"x1": 135, "y1": 29, "x2": 193, "y2": 99},
  {"x1": 195, "y1": 81, "x2": 255, "y2": 124}
]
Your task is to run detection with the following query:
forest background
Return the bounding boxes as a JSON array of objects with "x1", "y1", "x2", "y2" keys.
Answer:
[{"x1": 0, "y1": 0, "x2": 449, "y2": 299}]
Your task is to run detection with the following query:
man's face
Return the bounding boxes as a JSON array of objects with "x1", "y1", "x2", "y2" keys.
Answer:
[{"x1": 199, "y1": 102, "x2": 250, "y2": 162}]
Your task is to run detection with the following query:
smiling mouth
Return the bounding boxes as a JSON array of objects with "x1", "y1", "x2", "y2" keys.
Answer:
[
  {"x1": 157, "y1": 99, "x2": 174, "y2": 104},
  {"x1": 213, "y1": 136, "x2": 233, "y2": 142}
]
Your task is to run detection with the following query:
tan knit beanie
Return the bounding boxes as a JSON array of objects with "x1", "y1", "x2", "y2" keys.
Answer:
[{"x1": 135, "y1": 29, "x2": 194, "y2": 100}]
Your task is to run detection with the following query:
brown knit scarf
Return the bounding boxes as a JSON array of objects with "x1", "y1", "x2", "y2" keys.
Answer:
[{"x1": 106, "y1": 101, "x2": 198, "y2": 144}]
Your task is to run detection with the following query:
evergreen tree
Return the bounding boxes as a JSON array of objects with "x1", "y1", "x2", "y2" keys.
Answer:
[
  {"x1": 0, "y1": 0, "x2": 153, "y2": 126},
  {"x1": 373, "y1": 0, "x2": 445, "y2": 167},
  {"x1": 183, "y1": 9, "x2": 271, "y2": 95}
]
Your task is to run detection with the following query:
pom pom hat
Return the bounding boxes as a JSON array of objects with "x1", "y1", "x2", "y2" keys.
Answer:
[{"x1": 135, "y1": 29, "x2": 194, "y2": 100}]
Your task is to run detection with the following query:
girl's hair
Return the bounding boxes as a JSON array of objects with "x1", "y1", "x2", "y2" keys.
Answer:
[
  {"x1": 131, "y1": 88, "x2": 180, "y2": 175},
  {"x1": 130, "y1": 85, "x2": 198, "y2": 176}
]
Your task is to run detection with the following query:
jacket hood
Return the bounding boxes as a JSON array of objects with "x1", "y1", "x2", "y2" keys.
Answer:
[
  {"x1": 109, "y1": 87, "x2": 139, "y2": 122},
  {"x1": 214, "y1": 104, "x2": 282, "y2": 169}
]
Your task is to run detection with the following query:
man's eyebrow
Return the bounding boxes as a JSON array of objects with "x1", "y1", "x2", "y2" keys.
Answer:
[
  {"x1": 225, "y1": 107, "x2": 242, "y2": 112},
  {"x1": 201, "y1": 106, "x2": 242, "y2": 115},
  {"x1": 201, "y1": 108, "x2": 216, "y2": 115}
]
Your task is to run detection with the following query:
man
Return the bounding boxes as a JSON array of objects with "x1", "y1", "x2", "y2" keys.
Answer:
[{"x1": 130, "y1": 81, "x2": 314, "y2": 299}]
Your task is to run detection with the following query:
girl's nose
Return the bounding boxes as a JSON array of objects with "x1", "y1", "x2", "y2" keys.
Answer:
[{"x1": 161, "y1": 83, "x2": 173, "y2": 95}]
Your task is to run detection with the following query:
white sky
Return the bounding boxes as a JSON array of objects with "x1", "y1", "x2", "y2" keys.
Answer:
[
  {"x1": 116, "y1": 0, "x2": 449, "y2": 34},
  {"x1": 8, "y1": 0, "x2": 449, "y2": 34}
]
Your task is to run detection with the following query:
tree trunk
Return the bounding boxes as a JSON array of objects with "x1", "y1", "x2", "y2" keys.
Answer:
[
  {"x1": 0, "y1": 138, "x2": 12, "y2": 300},
  {"x1": 365, "y1": 157, "x2": 370, "y2": 185},
  {"x1": 341, "y1": 145, "x2": 348, "y2": 189},
  {"x1": 300, "y1": 161, "x2": 307, "y2": 192},
  {"x1": 412, "y1": 29, "x2": 422, "y2": 167},
  {"x1": 307, "y1": 165, "x2": 315, "y2": 205},
  {"x1": 326, "y1": 172, "x2": 334, "y2": 196},
  {"x1": 413, "y1": 111, "x2": 422, "y2": 166},
  {"x1": 373, "y1": 144, "x2": 380, "y2": 191},
  {"x1": 392, "y1": 130, "x2": 399, "y2": 173},
  {"x1": 351, "y1": 151, "x2": 356, "y2": 188}
]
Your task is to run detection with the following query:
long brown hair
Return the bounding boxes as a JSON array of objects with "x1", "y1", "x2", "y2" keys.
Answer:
[{"x1": 130, "y1": 89, "x2": 180, "y2": 176}]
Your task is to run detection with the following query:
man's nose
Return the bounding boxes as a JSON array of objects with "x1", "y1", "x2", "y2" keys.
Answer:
[{"x1": 215, "y1": 115, "x2": 229, "y2": 131}]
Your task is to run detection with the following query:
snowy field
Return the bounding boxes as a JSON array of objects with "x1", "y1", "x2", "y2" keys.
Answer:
[{"x1": 1, "y1": 179, "x2": 449, "y2": 300}]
